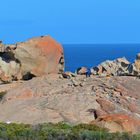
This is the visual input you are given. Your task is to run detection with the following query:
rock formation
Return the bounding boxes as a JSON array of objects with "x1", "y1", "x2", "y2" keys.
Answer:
[
  {"x1": 1, "y1": 40, "x2": 140, "y2": 133},
  {"x1": 0, "y1": 36, "x2": 64, "y2": 82},
  {"x1": 62, "y1": 71, "x2": 76, "y2": 79},
  {"x1": 90, "y1": 54, "x2": 140, "y2": 77},
  {"x1": 1, "y1": 74, "x2": 140, "y2": 133},
  {"x1": 134, "y1": 53, "x2": 140, "y2": 71},
  {"x1": 76, "y1": 67, "x2": 87, "y2": 75},
  {"x1": 91, "y1": 114, "x2": 140, "y2": 133}
]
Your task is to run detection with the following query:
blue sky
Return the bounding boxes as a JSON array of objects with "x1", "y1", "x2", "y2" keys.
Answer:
[{"x1": 0, "y1": 0, "x2": 140, "y2": 44}]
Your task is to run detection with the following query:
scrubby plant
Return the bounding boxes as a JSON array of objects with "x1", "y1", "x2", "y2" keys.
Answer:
[
  {"x1": 72, "y1": 123, "x2": 108, "y2": 133},
  {"x1": 0, "y1": 122, "x2": 138, "y2": 140},
  {"x1": 0, "y1": 91, "x2": 7, "y2": 101}
]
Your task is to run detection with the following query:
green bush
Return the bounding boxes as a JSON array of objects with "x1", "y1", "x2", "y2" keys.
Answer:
[
  {"x1": 0, "y1": 122, "x2": 138, "y2": 140},
  {"x1": 0, "y1": 91, "x2": 7, "y2": 100},
  {"x1": 72, "y1": 123, "x2": 108, "y2": 132}
]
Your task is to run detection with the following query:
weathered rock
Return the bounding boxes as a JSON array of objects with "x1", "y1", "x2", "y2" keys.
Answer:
[
  {"x1": 136, "y1": 53, "x2": 140, "y2": 60},
  {"x1": 96, "y1": 98, "x2": 115, "y2": 113},
  {"x1": 87, "y1": 109, "x2": 107, "y2": 119},
  {"x1": 0, "y1": 75, "x2": 140, "y2": 133},
  {"x1": 14, "y1": 36, "x2": 64, "y2": 76},
  {"x1": 0, "y1": 58, "x2": 21, "y2": 82},
  {"x1": 92, "y1": 61, "x2": 113, "y2": 76},
  {"x1": 91, "y1": 114, "x2": 140, "y2": 133},
  {"x1": 0, "y1": 74, "x2": 101, "y2": 124},
  {"x1": 0, "y1": 41, "x2": 5, "y2": 52},
  {"x1": 62, "y1": 71, "x2": 76, "y2": 79},
  {"x1": 0, "y1": 36, "x2": 64, "y2": 82},
  {"x1": 124, "y1": 53, "x2": 140, "y2": 76},
  {"x1": 91, "y1": 54, "x2": 140, "y2": 77},
  {"x1": 128, "y1": 102, "x2": 140, "y2": 114},
  {"x1": 133, "y1": 53, "x2": 140, "y2": 73},
  {"x1": 91, "y1": 57, "x2": 130, "y2": 76},
  {"x1": 76, "y1": 67, "x2": 87, "y2": 75}
]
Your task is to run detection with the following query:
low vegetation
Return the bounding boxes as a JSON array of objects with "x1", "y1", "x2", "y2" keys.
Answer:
[
  {"x1": 0, "y1": 91, "x2": 7, "y2": 101},
  {"x1": 0, "y1": 122, "x2": 139, "y2": 140}
]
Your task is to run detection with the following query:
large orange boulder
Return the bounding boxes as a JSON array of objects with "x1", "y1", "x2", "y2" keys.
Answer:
[
  {"x1": 0, "y1": 35, "x2": 64, "y2": 82},
  {"x1": 14, "y1": 36, "x2": 64, "y2": 77}
]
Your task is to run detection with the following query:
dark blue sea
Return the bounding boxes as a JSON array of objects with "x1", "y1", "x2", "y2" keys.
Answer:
[{"x1": 63, "y1": 44, "x2": 140, "y2": 72}]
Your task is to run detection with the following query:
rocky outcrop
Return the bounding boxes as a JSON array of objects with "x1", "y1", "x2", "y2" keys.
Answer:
[
  {"x1": 1, "y1": 43, "x2": 140, "y2": 133},
  {"x1": 1, "y1": 75, "x2": 140, "y2": 133},
  {"x1": 130, "y1": 53, "x2": 140, "y2": 75},
  {"x1": 76, "y1": 67, "x2": 87, "y2": 75},
  {"x1": 91, "y1": 114, "x2": 140, "y2": 133},
  {"x1": 0, "y1": 36, "x2": 64, "y2": 82},
  {"x1": 62, "y1": 71, "x2": 76, "y2": 79},
  {"x1": 91, "y1": 54, "x2": 140, "y2": 77},
  {"x1": 134, "y1": 53, "x2": 140, "y2": 71},
  {"x1": 91, "y1": 57, "x2": 130, "y2": 76}
]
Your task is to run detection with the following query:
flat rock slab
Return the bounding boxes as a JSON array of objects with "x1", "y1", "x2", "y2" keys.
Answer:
[{"x1": 0, "y1": 75, "x2": 140, "y2": 133}]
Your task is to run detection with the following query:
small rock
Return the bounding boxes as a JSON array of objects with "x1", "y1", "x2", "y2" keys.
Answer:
[
  {"x1": 71, "y1": 79, "x2": 79, "y2": 87},
  {"x1": 62, "y1": 72, "x2": 76, "y2": 79},
  {"x1": 76, "y1": 67, "x2": 87, "y2": 75}
]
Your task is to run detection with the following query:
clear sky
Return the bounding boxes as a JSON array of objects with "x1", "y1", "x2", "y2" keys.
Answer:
[{"x1": 0, "y1": 0, "x2": 140, "y2": 44}]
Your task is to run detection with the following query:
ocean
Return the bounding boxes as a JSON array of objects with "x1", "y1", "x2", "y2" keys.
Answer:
[{"x1": 63, "y1": 44, "x2": 140, "y2": 72}]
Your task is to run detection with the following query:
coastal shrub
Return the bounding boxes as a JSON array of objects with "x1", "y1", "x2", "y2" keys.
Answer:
[
  {"x1": 133, "y1": 134, "x2": 140, "y2": 140},
  {"x1": 78, "y1": 130, "x2": 106, "y2": 140},
  {"x1": 41, "y1": 122, "x2": 72, "y2": 130},
  {"x1": 0, "y1": 91, "x2": 7, "y2": 100},
  {"x1": 72, "y1": 123, "x2": 107, "y2": 133},
  {"x1": 0, "y1": 122, "x2": 139, "y2": 140}
]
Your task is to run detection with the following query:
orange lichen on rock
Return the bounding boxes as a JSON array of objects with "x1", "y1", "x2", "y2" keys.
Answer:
[{"x1": 15, "y1": 35, "x2": 64, "y2": 77}]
